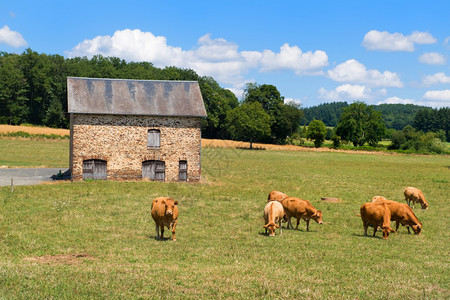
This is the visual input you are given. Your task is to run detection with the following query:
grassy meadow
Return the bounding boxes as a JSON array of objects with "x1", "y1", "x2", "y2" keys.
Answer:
[{"x1": 0, "y1": 138, "x2": 449, "y2": 299}]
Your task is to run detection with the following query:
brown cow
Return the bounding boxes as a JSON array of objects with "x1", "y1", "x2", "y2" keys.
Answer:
[
  {"x1": 371, "y1": 196, "x2": 422, "y2": 234},
  {"x1": 267, "y1": 190, "x2": 287, "y2": 202},
  {"x1": 360, "y1": 202, "x2": 395, "y2": 239},
  {"x1": 151, "y1": 197, "x2": 179, "y2": 241},
  {"x1": 404, "y1": 187, "x2": 428, "y2": 210},
  {"x1": 263, "y1": 201, "x2": 286, "y2": 236},
  {"x1": 281, "y1": 197, "x2": 323, "y2": 231}
]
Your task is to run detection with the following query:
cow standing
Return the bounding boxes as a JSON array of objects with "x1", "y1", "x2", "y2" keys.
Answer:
[
  {"x1": 371, "y1": 196, "x2": 422, "y2": 234},
  {"x1": 281, "y1": 197, "x2": 323, "y2": 231},
  {"x1": 360, "y1": 202, "x2": 395, "y2": 239},
  {"x1": 264, "y1": 201, "x2": 286, "y2": 236},
  {"x1": 151, "y1": 197, "x2": 179, "y2": 241},
  {"x1": 404, "y1": 187, "x2": 429, "y2": 210}
]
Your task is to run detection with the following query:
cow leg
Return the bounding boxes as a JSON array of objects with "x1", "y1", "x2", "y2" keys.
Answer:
[
  {"x1": 171, "y1": 220, "x2": 177, "y2": 241},
  {"x1": 295, "y1": 218, "x2": 300, "y2": 230},
  {"x1": 306, "y1": 219, "x2": 310, "y2": 232},
  {"x1": 407, "y1": 226, "x2": 411, "y2": 234},
  {"x1": 373, "y1": 226, "x2": 377, "y2": 237},
  {"x1": 155, "y1": 224, "x2": 160, "y2": 239},
  {"x1": 278, "y1": 219, "x2": 282, "y2": 235},
  {"x1": 287, "y1": 217, "x2": 293, "y2": 229},
  {"x1": 363, "y1": 222, "x2": 368, "y2": 236},
  {"x1": 395, "y1": 221, "x2": 400, "y2": 233},
  {"x1": 160, "y1": 226, "x2": 164, "y2": 240}
]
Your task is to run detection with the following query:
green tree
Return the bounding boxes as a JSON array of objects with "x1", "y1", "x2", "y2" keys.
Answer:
[
  {"x1": 0, "y1": 53, "x2": 29, "y2": 124},
  {"x1": 225, "y1": 102, "x2": 271, "y2": 149},
  {"x1": 335, "y1": 101, "x2": 386, "y2": 147},
  {"x1": 306, "y1": 120, "x2": 327, "y2": 147},
  {"x1": 243, "y1": 83, "x2": 302, "y2": 143}
]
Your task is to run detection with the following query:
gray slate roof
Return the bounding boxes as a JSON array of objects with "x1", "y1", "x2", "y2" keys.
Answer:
[{"x1": 67, "y1": 77, "x2": 207, "y2": 117}]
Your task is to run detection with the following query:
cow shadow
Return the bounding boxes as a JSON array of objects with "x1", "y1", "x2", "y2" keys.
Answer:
[
  {"x1": 148, "y1": 235, "x2": 172, "y2": 242},
  {"x1": 351, "y1": 233, "x2": 383, "y2": 239}
]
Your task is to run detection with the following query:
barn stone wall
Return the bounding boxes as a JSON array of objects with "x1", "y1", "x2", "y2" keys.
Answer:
[{"x1": 70, "y1": 114, "x2": 202, "y2": 182}]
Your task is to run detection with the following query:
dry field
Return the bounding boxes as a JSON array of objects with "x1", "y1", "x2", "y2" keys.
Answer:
[{"x1": 0, "y1": 125, "x2": 70, "y2": 136}]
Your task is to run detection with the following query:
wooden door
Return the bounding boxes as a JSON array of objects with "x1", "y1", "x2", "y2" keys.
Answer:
[
  {"x1": 83, "y1": 159, "x2": 107, "y2": 180},
  {"x1": 142, "y1": 160, "x2": 165, "y2": 181}
]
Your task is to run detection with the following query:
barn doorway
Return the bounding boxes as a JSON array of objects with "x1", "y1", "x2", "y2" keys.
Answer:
[
  {"x1": 83, "y1": 159, "x2": 107, "y2": 180},
  {"x1": 142, "y1": 160, "x2": 165, "y2": 181}
]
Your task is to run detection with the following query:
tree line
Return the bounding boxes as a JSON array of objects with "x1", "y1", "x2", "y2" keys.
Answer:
[{"x1": 0, "y1": 49, "x2": 303, "y2": 144}]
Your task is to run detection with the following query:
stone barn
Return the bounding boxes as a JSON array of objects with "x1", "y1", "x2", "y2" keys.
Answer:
[{"x1": 67, "y1": 77, "x2": 207, "y2": 182}]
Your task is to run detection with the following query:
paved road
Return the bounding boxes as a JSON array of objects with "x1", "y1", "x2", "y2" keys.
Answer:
[{"x1": 0, "y1": 168, "x2": 68, "y2": 186}]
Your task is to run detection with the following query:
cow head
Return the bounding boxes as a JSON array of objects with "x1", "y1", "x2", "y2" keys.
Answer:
[
  {"x1": 162, "y1": 198, "x2": 178, "y2": 215},
  {"x1": 264, "y1": 222, "x2": 280, "y2": 237},
  {"x1": 382, "y1": 226, "x2": 396, "y2": 239},
  {"x1": 420, "y1": 201, "x2": 429, "y2": 210},
  {"x1": 411, "y1": 223, "x2": 422, "y2": 234},
  {"x1": 312, "y1": 211, "x2": 323, "y2": 224}
]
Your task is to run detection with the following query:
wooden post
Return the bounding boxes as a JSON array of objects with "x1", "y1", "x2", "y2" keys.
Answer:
[{"x1": 10, "y1": 178, "x2": 14, "y2": 193}]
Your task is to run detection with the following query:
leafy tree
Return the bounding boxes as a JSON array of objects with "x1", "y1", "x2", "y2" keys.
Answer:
[
  {"x1": 243, "y1": 83, "x2": 303, "y2": 143},
  {"x1": 0, "y1": 53, "x2": 29, "y2": 124},
  {"x1": 306, "y1": 120, "x2": 327, "y2": 147},
  {"x1": 335, "y1": 101, "x2": 386, "y2": 147},
  {"x1": 225, "y1": 102, "x2": 271, "y2": 149}
]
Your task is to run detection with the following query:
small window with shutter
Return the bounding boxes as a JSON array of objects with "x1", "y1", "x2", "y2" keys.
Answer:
[
  {"x1": 147, "y1": 129, "x2": 160, "y2": 149},
  {"x1": 179, "y1": 160, "x2": 187, "y2": 181}
]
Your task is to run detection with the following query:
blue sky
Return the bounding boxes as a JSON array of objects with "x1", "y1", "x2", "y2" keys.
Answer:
[{"x1": 1, "y1": 0, "x2": 449, "y2": 108}]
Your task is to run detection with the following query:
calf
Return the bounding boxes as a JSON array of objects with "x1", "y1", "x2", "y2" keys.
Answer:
[
  {"x1": 371, "y1": 196, "x2": 422, "y2": 234},
  {"x1": 267, "y1": 190, "x2": 287, "y2": 202},
  {"x1": 151, "y1": 197, "x2": 179, "y2": 241},
  {"x1": 360, "y1": 202, "x2": 395, "y2": 239},
  {"x1": 404, "y1": 187, "x2": 428, "y2": 210},
  {"x1": 264, "y1": 201, "x2": 286, "y2": 236},
  {"x1": 281, "y1": 197, "x2": 323, "y2": 231}
]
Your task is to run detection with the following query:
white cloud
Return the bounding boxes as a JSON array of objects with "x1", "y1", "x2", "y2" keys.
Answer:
[
  {"x1": 377, "y1": 97, "x2": 415, "y2": 105},
  {"x1": 258, "y1": 43, "x2": 328, "y2": 75},
  {"x1": 327, "y1": 59, "x2": 403, "y2": 88},
  {"x1": 421, "y1": 90, "x2": 450, "y2": 107},
  {"x1": 423, "y1": 72, "x2": 450, "y2": 86},
  {"x1": 445, "y1": 37, "x2": 450, "y2": 49},
  {"x1": 67, "y1": 29, "x2": 329, "y2": 90},
  {"x1": 0, "y1": 25, "x2": 27, "y2": 48},
  {"x1": 423, "y1": 89, "x2": 450, "y2": 101},
  {"x1": 318, "y1": 84, "x2": 373, "y2": 101},
  {"x1": 284, "y1": 97, "x2": 303, "y2": 107},
  {"x1": 362, "y1": 30, "x2": 436, "y2": 52},
  {"x1": 418, "y1": 52, "x2": 446, "y2": 65}
]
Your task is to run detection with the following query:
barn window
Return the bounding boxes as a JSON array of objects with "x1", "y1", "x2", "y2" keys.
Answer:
[
  {"x1": 147, "y1": 129, "x2": 160, "y2": 148},
  {"x1": 179, "y1": 160, "x2": 187, "y2": 181},
  {"x1": 83, "y1": 159, "x2": 107, "y2": 180},
  {"x1": 142, "y1": 160, "x2": 165, "y2": 181}
]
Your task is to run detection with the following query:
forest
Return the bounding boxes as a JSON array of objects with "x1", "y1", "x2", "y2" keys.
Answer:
[{"x1": 0, "y1": 49, "x2": 448, "y2": 146}]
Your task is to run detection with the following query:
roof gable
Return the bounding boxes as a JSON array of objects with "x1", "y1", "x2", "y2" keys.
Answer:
[{"x1": 67, "y1": 77, "x2": 207, "y2": 117}]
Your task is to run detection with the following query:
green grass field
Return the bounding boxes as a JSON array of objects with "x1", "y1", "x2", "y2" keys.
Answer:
[{"x1": 0, "y1": 139, "x2": 449, "y2": 298}]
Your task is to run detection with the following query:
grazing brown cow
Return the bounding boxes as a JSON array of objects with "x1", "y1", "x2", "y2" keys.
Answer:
[
  {"x1": 404, "y1": 187, "x2": 428, "y2": 210},
  {"x1": 371, "y1": 196, "x2": 422, "y2": 234},
  {"x1": 267, "y1": 190, "x2": 287, "y2": 202},
  {"x1": 281, "y1": 197, "x2": 323, "y2": 231},
  {"x1": 264, "y1": 201, "x2": 286, "y2": 236},
  {"x1": 151, "y1": 197, "x2": 179, "y2": 241},
  {"x1": 360, "y1": 202, "x2": 395, "y2": 239}
]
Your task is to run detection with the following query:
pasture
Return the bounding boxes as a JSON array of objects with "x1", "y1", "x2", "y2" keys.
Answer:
[{"x1": 0, "y1": 138, "x2": 449, "y2": 299}]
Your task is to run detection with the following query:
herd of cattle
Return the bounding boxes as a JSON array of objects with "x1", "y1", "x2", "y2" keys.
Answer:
[{"x1": 150, "y1": 187, "x2": 428, "y2": 241}]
